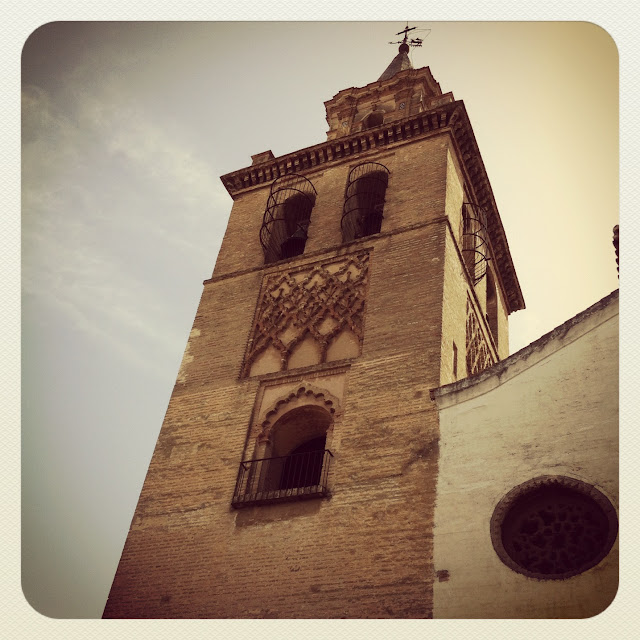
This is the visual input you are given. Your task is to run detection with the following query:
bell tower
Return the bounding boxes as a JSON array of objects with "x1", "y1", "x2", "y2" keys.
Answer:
[{"x1": 104, "y1": 26, "x2": 524, "y2": 619}]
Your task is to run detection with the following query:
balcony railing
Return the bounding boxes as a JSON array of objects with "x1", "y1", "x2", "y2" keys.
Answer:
[{"x1": 231, "y1": 449, "x2": 333, "y2": 508}]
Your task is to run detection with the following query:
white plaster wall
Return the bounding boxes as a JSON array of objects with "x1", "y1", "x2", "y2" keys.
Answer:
[{"x1": 432, "y1": 294, "x2": 618, "y2": 618}]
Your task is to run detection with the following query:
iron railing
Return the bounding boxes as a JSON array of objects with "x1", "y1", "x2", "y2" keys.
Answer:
[
  {"x1": 232, "y1": 449, "x2": 333, "y2": 508},
  {"x1": 461, "y1": 201, "x2": 489, "y2": 285}
]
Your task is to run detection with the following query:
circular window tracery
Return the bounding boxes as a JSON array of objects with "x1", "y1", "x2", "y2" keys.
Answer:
[{"x1": 490, "y1": 476, "x2": 618, "y2": 580}]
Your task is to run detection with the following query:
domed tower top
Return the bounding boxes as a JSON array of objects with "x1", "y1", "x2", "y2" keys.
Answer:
[{"x1": 378, "y1": 24, "x2": 422, "y2": 81}]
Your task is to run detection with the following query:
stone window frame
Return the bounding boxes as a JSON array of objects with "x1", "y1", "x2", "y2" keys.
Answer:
[
  {"x1": 490, "y1": 475, "x2": 618, "y2": 581},
  {"x1": 231, "y1": 384, "x2": 341, "y2": 507}
]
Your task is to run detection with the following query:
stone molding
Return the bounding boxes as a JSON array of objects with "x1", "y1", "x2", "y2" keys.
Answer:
[{"x1": 256, "y1": 383, "x2": 341, "y2": 443}]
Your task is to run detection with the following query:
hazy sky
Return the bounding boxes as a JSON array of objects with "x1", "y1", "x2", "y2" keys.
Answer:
[{"x1": 21, "y1": 21, "x2": 619, "y2": 619}]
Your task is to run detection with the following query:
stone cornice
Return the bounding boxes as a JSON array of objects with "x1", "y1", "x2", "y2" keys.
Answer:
[
  {"x1": 219, "y1": 102, "x2": 454, "y2": 198},
  {"x1": 219, "y1": 100, "x2": 525, "y2": 313}
]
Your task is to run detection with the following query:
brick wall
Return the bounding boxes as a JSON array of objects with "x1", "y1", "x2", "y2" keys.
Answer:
[{"x1": 104, "y1": 129, "x2": 506, "y2": 618}]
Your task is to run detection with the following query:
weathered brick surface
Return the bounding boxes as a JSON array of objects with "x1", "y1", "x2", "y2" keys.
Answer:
[{"x1": 104, "y1": 124, "x2": 510, "y2": 618}]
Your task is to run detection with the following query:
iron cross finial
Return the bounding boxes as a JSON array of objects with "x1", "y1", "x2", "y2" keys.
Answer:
[
  {"x1": 396, "y1": 24, "x2": 417, "y2": 43},
  {"x1": 388, "y1": 23, "x2": 423, "y2": 48}
]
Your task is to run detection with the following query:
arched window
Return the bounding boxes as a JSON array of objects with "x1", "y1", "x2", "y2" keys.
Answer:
[
  {"x1": 260, "y1": 174, "x2": 317, "y2": 264},
  {"x1": 232, "y1": 404, "x2": 334, "y2": 507},
  {"x1": 342, "y1": 162, "x2": 390, "y2": 243},
  {"x1": 363, "y1": 110, "x2": 384, "y2": 130}
]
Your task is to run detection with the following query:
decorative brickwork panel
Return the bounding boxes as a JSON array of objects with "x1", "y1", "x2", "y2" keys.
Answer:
[
  {"x1": 465, "y1": 297, "x2": 494, "y2": 376},
  {"x1": 243, "y1": 251, "x2": 370, "y2": 376}
]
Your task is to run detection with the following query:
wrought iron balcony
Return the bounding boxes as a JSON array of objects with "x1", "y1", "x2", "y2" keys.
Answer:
[{"x1": 231, "y1": 449, "x2": 333, "y2": 508}]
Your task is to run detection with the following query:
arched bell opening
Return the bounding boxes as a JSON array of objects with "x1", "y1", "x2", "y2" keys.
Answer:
[
  {"x1": 260, "y1": 174, "x2": 317, "y2": 264},
  {"x1": 362, "y1": 110, "x2": 384, "y2": 130},
  {"x1": 342, "y1": 162, "x2": 390, "y2": 243}
]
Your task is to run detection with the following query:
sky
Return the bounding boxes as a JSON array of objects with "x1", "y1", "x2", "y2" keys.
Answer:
[{"x1": 20, "y1": 21, "x2": 620, "y2": 619}]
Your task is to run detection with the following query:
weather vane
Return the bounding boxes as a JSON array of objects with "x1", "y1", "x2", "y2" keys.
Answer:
[{"x1": 388, "y1": 23, "x2": 426, "y2": 49}]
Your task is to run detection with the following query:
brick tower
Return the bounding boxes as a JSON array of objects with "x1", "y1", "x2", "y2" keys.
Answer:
[{"x1": 103, "y1": 28, "x2": 524, "y2": 619}]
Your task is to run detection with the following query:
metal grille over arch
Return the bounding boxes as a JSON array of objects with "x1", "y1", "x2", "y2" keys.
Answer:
[
  {"x1": 260, "y1": 174, "x2": 317, "y2": 264},
  {"x1": 461, "y1": 201, "x2": 489, "y2": 285},
  {"x1": 342, "y1": 162, "x2": 390, "y2": 243}
]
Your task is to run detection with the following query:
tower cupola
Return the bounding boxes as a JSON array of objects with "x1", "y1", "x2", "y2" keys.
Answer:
[{"x1": 323, "y1": 25, "x2": 443, "y2": 141}]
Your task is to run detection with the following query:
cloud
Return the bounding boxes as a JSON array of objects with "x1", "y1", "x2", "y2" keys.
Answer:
[
  {"x1": 106, "y1": 106, "x2": 229, "y2": 209},
  {"x1": 22, "y1": 77, "x2": 229, "y2": 375}
]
